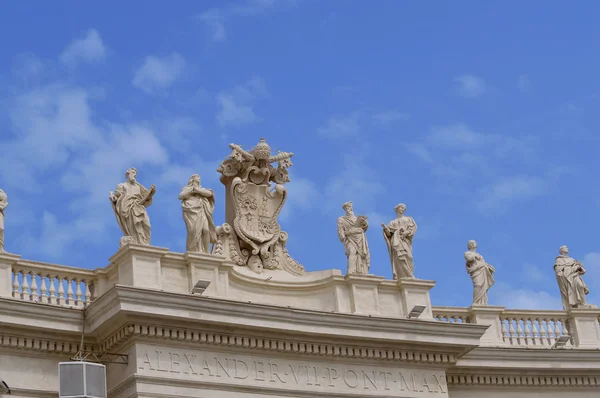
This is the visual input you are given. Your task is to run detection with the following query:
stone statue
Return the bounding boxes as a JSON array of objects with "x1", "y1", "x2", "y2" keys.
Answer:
[
  {"x1": 0, "y1": 189, "x2": 7, "y2": 253},
  {"x1": 337, "y1": 201, "x2": 370, "y2": 275},
  {"x1": 179, "y1": 174, "x2": 216, "y2": 254},
  {"x1": 381, "y1": 203, "x2": 417, "y2": 279},
  {"x1": 554, "y1": 245, "x2": 596, "y2": 310},
  {"x1": 464, "y1": 240, "x2": 495, "y2": 306},
  {"x1": 109, "y1": 168, "x2": 156, "y2": 247},
  {"x1": 215, "y1": 137, "x2": 305, "y2": 275}
]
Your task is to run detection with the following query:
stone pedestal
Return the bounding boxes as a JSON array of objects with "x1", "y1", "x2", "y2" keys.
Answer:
[
  {"x1": 469, "y1": 305, "x2": 506, "y2": 346},
  {"x1": 184, "y1": 252, "x2": 232, "y2": 296},
  {"x1": 345, "y1": 274, "x2": 385, "y2": 315},
  {"x1": 0, "y1": 252, "x2": 20, "y2": 298},
  {"x1": 397, "y1": 278, "x2": 435, "y2": 319},
  {"x1": 568, "y1": 308, "x2": 600, "y2": 348},
  {"x1": 109, "y1": 244, "x2": 169, "y2": 290}
]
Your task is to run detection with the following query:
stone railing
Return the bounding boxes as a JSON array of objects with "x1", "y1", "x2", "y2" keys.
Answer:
[
  {"x1": 500, "y1": 310, "x2": 570, "y2": 347},
  {"x1": 0, "y1": 254, "x2": 98, "y2": 308},
  {"x1": 433, "y1": 306, "x2": 600, "y2": 349},
  {"x1": 433, "y1": 306, "x2": 471, "y2": 323}
]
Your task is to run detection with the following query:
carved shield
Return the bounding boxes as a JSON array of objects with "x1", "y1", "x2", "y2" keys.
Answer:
[{"x1": 232, "y1": 179, "x2": 286, "y2": 244}]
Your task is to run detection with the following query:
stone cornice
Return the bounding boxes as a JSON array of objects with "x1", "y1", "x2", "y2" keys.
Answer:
[
  {"x1": 455, "y1": 346, "x2": 600, "y2": 370},
  {"x1": 447, "y1": 373, "x2": 600, "y2": 388},
  {"x1": 0, "y1": 331, "x2": 94, "y2": 357},
  {"x1": 0, "y1": 297, "x2": 84, "y2": 333},
  {"x1": 86, "y1": 285, "x2": 487, "y2": 352},
  {"x1": 99, "y1": 322, "x2": 461, "y2": 366}
]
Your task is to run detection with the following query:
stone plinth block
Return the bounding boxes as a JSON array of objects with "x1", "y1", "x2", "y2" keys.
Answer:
[
  {"x1": 184, "y1": 252, "x2": 232, "y2": 296},
  {"x1": 397, "y1": 278, "x2": 435, "y2": 319},
  {"x1": 345, "y1": 274, "x2": 385, "y2": 315},
  {"x1": 468, "y1": 305, "x2": 506, "y2": 346},
  {"x1": 0, "y1": 252, "x2": 21, "y2": 298},
  {"x1": 109, "y1": 244, "x2": 169, "y2": 290},
  {"x1": 568, "y1": 308, "x2": 600, "y2": 349}
]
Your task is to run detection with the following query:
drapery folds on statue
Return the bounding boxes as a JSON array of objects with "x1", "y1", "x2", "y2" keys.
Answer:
[{"x1": 109, "y1": 168, "x2": 155, "y2": 247}]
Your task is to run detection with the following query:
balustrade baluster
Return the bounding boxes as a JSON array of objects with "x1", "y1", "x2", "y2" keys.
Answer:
[
  {"x1": 562, "y1": 320, "x2": 570, "y2": 346},
  {"x1": 49, "y1": 277, "x2": 57, "y2": 305},
  {"x1": 516, "y1": 319, "x2": 524, "y2": 346},
  {"x1": 22, "y1": 271, "x2": 31, "y2": 301},
  {"x1": 40, "y1": 274, "x2": 49, "y2": 304},
  {"x1": 508, "y1": 318, "x2": 517, "y2": 345},
  {"x1": 75, "y1": 279, "x2": 83, "y2": 308},
  {"x1": 553, "y1": 320, "x2": 561, "y2": 345},
  {"x1": 524, "y1": 318, "x2": 533, "y2": 346},
  {"x1": 30, "y1": 272, "x2": 39, "y2": 303},
  {"x1": 12, "y1": 270, "x2": 19, "y2": 299},
  {"x1": 539, "y1": 318, "x2": 548, "y2": 346},
  {"x1": 67, "y1": 277, "x2": 74, "y2": 305},
  {"x1": 84, "y1": 281, "x2": 92, "y2": 304},
  {"x1": 532, "y1": 317, "x2": 543, "y2": 346},
  {"x1": 57, "y1": 276, "x2": 65, "y2": 306},
  {"x1": 501, "y1": 318, "x2": 509, "y2": 343}
]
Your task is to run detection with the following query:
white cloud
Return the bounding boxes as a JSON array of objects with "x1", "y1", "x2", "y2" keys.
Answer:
[
  {"x1": 372, "y1": 110, "x2": 410, "y2": 125},
  {"x1": 1, "y1": 80, "x2": 199, "y2": 259},
  {"x1": 454, "y1": 74, "x2": 486, "y2": 98},
  {"x1": 197, "y1": 0, "x2": 296, "y2": 42},
  {"x1": 279, "y1": 176, "x2": 321, "y2": 222},
  {"x1": 490, "y1": 282, "x2": 562, "y2": 310},
  {"x1": 60, "y1": 29, "x2": 106, "y2": 68},
  {"x1": 477, "y1": 175, "x2": 546, "y2": 211},
  {"x1": 317, "y1": 113, "x2": 360, "y2": 138},
  {"x1": 427, "y1": 123, "x2": 488, "y2": 149},
  {"x1": 517, "y1": 74, "x2": 532, "y2": 92},
  {"x1": 583, "y1": 252, "x2": 600, "y2": 286},
  {"x1": 405, "y1": 143, "x2": 433, "y2": 164},
  {"x1": 324, "y1": 151, "x2": 385, "y2": 211},
  {"x1": 132, "y1": 53, "x2": 186, "y2": 93},
  {"x1": 216, "y1": 78, "x2": 267, "y2": 128},
  {"x1": 197, "y1": 9, "x2": 226, "y2": 41},
  {"x1": 523, "y1": 263, "x2": 550, "y2": 284}
]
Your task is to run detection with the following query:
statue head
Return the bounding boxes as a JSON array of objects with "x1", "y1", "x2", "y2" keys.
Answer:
[
  {"x1": 559, "y1": 245, "x2": 569, "y2": 255},
  {"x1": 125, "y1": 168, "x2": 138, "y2": 182},
  {"x1": 394, "y1": 203, "x2": 407, "y2": 216},
  {"x1": 342, "y1": 201, "x2": 354, "y2": 215},
  {"x1": 188, "y1": 174, "x2": 201, "y2": 187},
  {"x1": 467, "y1": 240, "x2": 477, "y2": 251}
]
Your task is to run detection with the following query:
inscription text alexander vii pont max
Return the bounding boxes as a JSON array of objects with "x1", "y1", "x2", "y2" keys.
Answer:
[{"x1": 139, "y1": 349, "x2": 448, "y2": 396}]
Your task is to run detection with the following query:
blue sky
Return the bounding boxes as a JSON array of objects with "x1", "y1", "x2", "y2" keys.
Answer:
[{"x1": 1, "y1": 1, "x2": 599, "y2": 310}]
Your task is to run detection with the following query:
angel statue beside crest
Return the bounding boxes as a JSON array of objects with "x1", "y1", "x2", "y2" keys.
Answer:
[{"x1": 213, "y1": 137, "x2": 305, "y2": 276}]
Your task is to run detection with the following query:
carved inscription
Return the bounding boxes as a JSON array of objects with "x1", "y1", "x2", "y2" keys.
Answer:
[{"x1": 138, "y1": 347, "x2": 448, "y2": 397}]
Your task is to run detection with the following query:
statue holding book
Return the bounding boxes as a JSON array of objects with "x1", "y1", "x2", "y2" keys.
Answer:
[
  {"x1": 337, "y1": 201, "x2": 370, "y2": 275},
  {"x1": 109, "y1": 167, "x2": 156, "y2": 247}
]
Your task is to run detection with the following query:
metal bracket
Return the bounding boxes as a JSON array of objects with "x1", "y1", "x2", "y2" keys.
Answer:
[{"x1": 71, "y1": 351, "x2": 128, "y2": 365}]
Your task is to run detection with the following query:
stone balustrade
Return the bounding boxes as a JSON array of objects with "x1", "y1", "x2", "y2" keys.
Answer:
[
  {"x1": 2, "y1": 248, "x2": 600, "y2": 351},
  {"x1": 500, "y1": 310, "x2": 571, "y2": 347},
  {"x1": 0, "y1": 253, "x2": 97, "y2": 308},
  {"x1": 433, "y1": 305, "x2": 600, "y2": 349}
]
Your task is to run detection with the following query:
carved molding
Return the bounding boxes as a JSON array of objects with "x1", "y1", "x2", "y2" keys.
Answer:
[
  {"x1": 0, "y1": 332, "x2": 94, "y2": 355},
  {"x1": 100, "y1": 323, "x2": 458, "y2": 365},
  {"x1": 447, "y1": 373, "x2": 600, "y2": 387}
]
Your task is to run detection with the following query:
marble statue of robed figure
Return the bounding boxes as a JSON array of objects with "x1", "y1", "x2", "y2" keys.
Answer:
[
  {"x1": 179, "y1": 174, "x2": 216, "y2": 253},
  {"x1": 0, "y1": 189, "x2": 7, "y2": 253},
  {"x1": 337, "y1": 201, "x2": 370, "y2": 275},
  {"x1": 109, "y1": 168, "x2": 156, "y2": 247},
  {"x1": 382, "y1": 203, "x2": 417, "y2": 279},
  {"x1": 554, "y1": 245, "x2": 596, "y2": 309},
  {"x1": 464, "y1": 240, "x2": 495, "y2": 306}
]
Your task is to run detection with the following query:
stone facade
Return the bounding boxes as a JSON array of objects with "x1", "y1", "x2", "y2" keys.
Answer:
[{"x1": 1, "y1": 138, "x2": 599, "y2": 398}]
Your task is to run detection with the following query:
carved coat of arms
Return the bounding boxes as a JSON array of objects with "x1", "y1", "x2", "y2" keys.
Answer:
[
  {"x1": 232, "y1": 177, "x2": 285, "y2": 253},
  {"x1": 213, "y1": 138, "x2": 305, "y2": 276}
]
